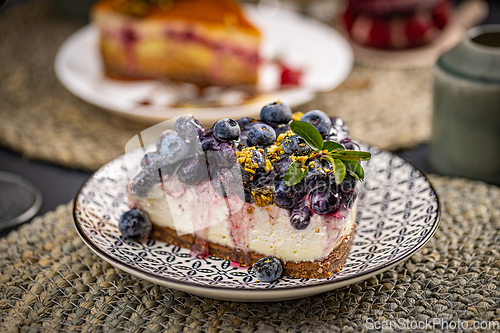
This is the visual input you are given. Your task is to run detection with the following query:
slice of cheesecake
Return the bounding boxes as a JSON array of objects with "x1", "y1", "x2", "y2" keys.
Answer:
[
  {"x1": 91, "y1": 0, "x2": 261, "y2": 86},
  {"x1": 130, "y1": 181, "x2": 358, "y2": 278},
  {"x1": 124, "y1": 104, "x2": 368, "y2": 279}
]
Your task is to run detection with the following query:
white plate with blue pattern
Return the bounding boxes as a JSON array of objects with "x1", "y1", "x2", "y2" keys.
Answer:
[{"x1": 73, "y1": 144, "x2": 440, "y2": 301}]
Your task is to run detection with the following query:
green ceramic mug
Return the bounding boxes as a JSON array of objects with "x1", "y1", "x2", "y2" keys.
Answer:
[{"x1": 430, "y1": 25, "x2": 500, "y2": 186}]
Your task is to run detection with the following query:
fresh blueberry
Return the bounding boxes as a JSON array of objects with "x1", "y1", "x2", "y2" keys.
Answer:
[
  {"x1": 213, "y1": 142, "x2": 237, "y2": 169},
  {"x1": 282, "y1": 134, "x2": 311, "y2": 155},
  {"x1": 310, "y1": 190, "x2": 340, "y2": 215},
  {"x1": 252, "y1": 257, "x2": 282, "y2": 282},
  {"x1": 273, "y1": 179, "x2": 306, "y2": 209},
  {"x1": 130, "y1": 172, "x2": 154, "y2": 198},
  {"x1": 300, "y1": 110, "x2": 332, "y2": 138},
  {"x1": 341, "y1": 192, "x2": 357, "y2": 210},
  {"x1": 201, "y1": 135, "x2": 218, "y2": 152},
  {"x1": 260, "y1": 101, "x2": 292, "y2": 124},
  {"x1": 174, "y1": 116, "x2": 204, "y2": 143},
  {"x1": 340, "y1": 174, "x2": 357, "y2": 194},
  {"x1": 274, "y1": 123, "x2": 290, "y2": 136},
  {"x1": 214, "y1": 118, "x2": 241, "y2": 141},
  {"x1": 156, "y1": 129, "x2": 176, "y2": 150},
  {"x1": 140, "y1": 151, "x2": 171, "y2": 179},
  {"x1": 118, "y1": 209, "x2": 152, "y2": 240},
  {"x1": 290, "y1": 203, "x2": 312, "y2": 230},
  {"x1": 236, "y1": 117, "x2": 255, "y2": 128},
  {"x1": 178, "y1": 155, "x2": 209, "y2": 185},
  {"x1": 304, "y1": 165, "x2": 330, "y2": 194},
  {"x1": 274, "y1": 156, "x2": 292, "y2": 179},
  {"x1": 247, "y1": 123, "x2": 276, "y2": 146},
  {"x1": 160, "y1": 134, "x2": 191, "y2": 165}
]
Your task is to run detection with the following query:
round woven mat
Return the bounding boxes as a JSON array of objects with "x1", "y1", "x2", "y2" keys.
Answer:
[
  {"x1": 0, "y1": 0, "x2": 433, "y2": 172},
  {"x1": 1, "y1": 175, "x2": 499, "y2": 332}
]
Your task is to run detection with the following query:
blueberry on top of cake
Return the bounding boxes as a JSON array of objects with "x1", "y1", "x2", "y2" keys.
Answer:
[{"x1": 123, "y1": 101, "x2": 371, "y2": 279}]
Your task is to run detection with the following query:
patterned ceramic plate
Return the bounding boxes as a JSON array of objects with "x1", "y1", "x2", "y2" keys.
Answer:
[{"x1": 73, "y1": 145, "x2": 440, "y2": 301}]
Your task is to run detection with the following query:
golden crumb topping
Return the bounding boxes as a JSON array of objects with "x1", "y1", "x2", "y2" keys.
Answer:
[{"x1": 291, "y1": 112, "x2": 303, "y2": 121}]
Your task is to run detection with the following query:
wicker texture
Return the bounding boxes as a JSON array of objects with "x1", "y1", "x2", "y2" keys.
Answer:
[
  {"x1": 1, "y1": 175, "x2": 500, "y2": 332},
  {"x1": 0, "y1": 1, "x2": 432, "y2": 172}
]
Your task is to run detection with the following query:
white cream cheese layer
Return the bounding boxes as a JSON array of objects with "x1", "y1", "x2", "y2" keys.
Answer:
[{"x1": 133, "y1": 182, "x2": 357, "y2": 262}]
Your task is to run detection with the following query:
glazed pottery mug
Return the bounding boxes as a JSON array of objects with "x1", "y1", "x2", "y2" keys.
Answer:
[{"x1": 430, "y1": 25, "x2": 500, "y2": 185}]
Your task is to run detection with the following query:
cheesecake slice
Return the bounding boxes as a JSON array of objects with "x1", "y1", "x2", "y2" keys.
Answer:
[
  {"x1": 124, "y1": 104, "x2": 368, "y2": 279},
  {"x1": 91, "y1": 0, "x2": 261, "y2": 86}
]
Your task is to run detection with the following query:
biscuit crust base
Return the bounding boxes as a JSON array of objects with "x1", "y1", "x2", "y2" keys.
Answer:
[{"x1": 151, "y1": 223, "x2": 356, "y2": 279}]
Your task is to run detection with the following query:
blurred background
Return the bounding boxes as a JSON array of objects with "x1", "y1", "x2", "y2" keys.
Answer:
[{"x1": 0, "y1": 0, "x2": 499, "y2": 234}]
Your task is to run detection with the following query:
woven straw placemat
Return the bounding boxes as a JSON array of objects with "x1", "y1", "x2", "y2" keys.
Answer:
[
  {"x1": 0, "y1": 0, "x2": 433, "y2": 172},
  {"x1": 1, "y1": 175, "x2": 499, "y2": 332}
]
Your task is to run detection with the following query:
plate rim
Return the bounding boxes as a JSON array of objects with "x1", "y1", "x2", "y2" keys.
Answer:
[{"x1": 72, "y1": 146, "x2": 441, "y2": 298}]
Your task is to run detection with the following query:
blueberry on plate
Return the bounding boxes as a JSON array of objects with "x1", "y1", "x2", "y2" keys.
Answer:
[
  {"x1": 160, "y1": 134, "x2": 191, "y2": 165},
  {"x1": 252, "y1": 257, "x2": 283, "y2": 282},
  {"x1": 310, "y1": 189, "x2": 340, "y2": 215},
  {"x1": 290, "y1": 203, "x2": 312, "y2": 230},
  {"x1": 118, "y1": 208, "x2": 152, "y2": 240},
  {"x1": 300, "y1": 110, "x2": 332, "y2": 138},
  {"x1": 130, "y1": 172, "x2": 154, "y2": 198},
  {"x1": 260, "y1": 101, "x2": 292, "y2": 124},
  {"x1": 174, "y1": 116, "x2": 204, "y2": 143},
  {"x1": 247, "y1": 123, "x2": 276, "y2": 146},
  {"x1": 274, "y1": 179, "x2": 306, "y2": 209},
  {"x1": 282, "y1": 134, "x2": 311, "y2": 155},
  {"x1": 214, "y1": 118, "x2": 241, "y2": 141}
]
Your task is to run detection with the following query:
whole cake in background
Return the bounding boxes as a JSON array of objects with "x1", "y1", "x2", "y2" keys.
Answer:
[
  {"x1": 91, "y1": 0, "x2": 261, "y2": 86},
  {"x1": 342, "y1": 0, "x2": 453, "y2": 49},
  {"x1": 119, "y1": 102, "x2": 372, "y2": 280}
]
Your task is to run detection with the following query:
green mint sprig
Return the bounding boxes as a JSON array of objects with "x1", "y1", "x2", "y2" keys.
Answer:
[{"x1": 283, "y1": 121, "x2": 371, "y2": 186}]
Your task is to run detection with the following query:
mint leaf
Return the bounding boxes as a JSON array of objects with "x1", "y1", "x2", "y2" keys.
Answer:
[
  {"x1": 344, "y1": 160, "x2": 364, "y2": 181},
  {"x1": 290, "y1": 121, "x2": 323, "y2": 151},
  {"x1": 329, "y1": 150, "x2": 371, "y2": 161},
  {"x1": 332, "y1": 158, "x2": 346, "y2": 184},
  {"x1": 284, "y1": 160, "x2": 308, "y2": 186},
  {"x1": 323, "y1": 141, "x2": 345, "y2": 152}
]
